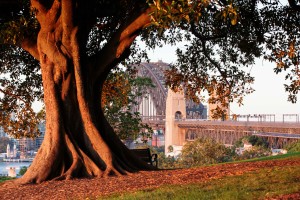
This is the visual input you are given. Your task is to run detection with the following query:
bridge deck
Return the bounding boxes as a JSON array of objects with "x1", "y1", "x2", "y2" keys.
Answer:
[
  {"x1": 253, "y1": 132, "x2": 300, "y2": 139},
  {"x1": 176, "y1": 120, "x2": 300, "y2": 129}
]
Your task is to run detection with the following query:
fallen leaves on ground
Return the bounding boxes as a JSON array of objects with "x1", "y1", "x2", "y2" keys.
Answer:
[{"x1": 0, "y1": 158, "x2": 300, "y2": 200}]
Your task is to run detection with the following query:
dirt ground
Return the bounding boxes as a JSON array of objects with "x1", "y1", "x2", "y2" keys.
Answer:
[{"x1": 0, "y1": 158, "x2": 299, "y2": 200}]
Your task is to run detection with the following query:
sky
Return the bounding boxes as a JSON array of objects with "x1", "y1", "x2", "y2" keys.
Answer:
[{"x1": 145, "y1": 44, "x2": 300, "y2": 118}]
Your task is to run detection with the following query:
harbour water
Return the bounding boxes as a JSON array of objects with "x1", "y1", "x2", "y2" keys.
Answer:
[{"x1": 0, "y1": 162, "x2": 31, "y2": 176}]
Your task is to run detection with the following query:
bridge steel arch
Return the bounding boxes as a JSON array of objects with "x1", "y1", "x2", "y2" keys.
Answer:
[
  {"x1": 133, "y1": 62, "x2": 169, "y2": 122},
  {"x1": 133, "y1": 61, "x2": 207, "y2": 124}
]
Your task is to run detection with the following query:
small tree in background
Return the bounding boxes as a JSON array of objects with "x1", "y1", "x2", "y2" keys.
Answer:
[
  {"x1": 234, "y1": 135, "x2": 271, "y2": 160},
  {"x1": 237, "y1": 146, "x2": 271, "y2": 160},
  {"x1": 18, "y1": 166, "x2": 28, "y2": 176},
  {"x1": 179, "y1": 138, "x2": 235, "y2": 168},
  {"x1": 158, "y1": 154, "x2": 180, "y2": 169},
  {"x1": 235, "y1": 135, "x2": 269, "y2": 149}
]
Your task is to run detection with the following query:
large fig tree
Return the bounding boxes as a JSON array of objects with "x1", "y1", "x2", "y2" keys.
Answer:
[
  {"x1": 1, "y1": 0, "x2": 156, "y2": 183},
  {"x1": 0, "y1": 0, "x2": 300, "y2": 184}
]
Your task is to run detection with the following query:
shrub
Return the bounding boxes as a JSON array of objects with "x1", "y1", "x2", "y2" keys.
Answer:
[
  {"x1": 157, "y1": 153, "x2": 180, "y2": 169},
  {"x1": 179, "y1": 138, "x2": 235, "y2": 168},
  {"x1": 236, "y1": 146, "x2": 271, "y2": 160},
  {"x1": 285, "y1": 140, "x2": 300, "y2": 153},
  {"x1": 235, "y1": 135, "x2": 269, "y2": 148},
  {"x1": 18, "y1": 166, "x2": 28, "y2": 176}
]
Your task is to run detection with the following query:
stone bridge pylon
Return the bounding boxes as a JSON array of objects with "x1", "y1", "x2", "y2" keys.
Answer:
[{"x1": 165, "y1": 88, "x2": 186, "y2": 155}]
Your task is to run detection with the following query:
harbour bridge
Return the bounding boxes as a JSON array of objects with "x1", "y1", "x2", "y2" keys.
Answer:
[{"x1": 133, "y1": 61, "x2": 300, "y2": 153}]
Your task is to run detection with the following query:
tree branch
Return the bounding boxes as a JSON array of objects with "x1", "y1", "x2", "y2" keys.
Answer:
[
  {"x1": 20, "y1": 37, "x2": 40, "y2": 61},
  {"x1": 288, "y1": 0, "x2": 300, "y2": 11},
  {"x1": 191, "y1": 22, "x2": 227, "y2": 41},
  {"x1": 0, "y1": 88, "x2": 28, "y2": 105},
  {"x1": 31, "y1": 0, "x2": 48, "y2": 22},
  {"x1": 90, "y1": 7, "x2": 152, "y2": 81},
  {"x1": 200, "y1": 39, "x2": 230, "y2": 86},
  {"x1": 61, "y1": 0, "x2": 75, "y2": 37}
]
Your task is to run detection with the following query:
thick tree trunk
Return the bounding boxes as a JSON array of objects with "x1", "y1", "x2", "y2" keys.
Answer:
[{"x1": 15, "y1": 0, "x2": 154, "y2": 184}]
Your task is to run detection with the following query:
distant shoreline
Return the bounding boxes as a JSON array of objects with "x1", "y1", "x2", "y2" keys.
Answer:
[{"x1": 1, "y1": 158, "x2": 33, "y2": 162}]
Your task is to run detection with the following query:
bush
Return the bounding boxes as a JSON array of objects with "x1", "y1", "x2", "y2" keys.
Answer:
[
  {"x1": 18, "y1": 166, "x2": 28, "y2": 176},
  {"x1": 236, "y1": 146, "x2": 271, "y2": 160},
  {"x1": 235, "y1": 135, "x2": 269, "y2": 148},
  {"x1": 179, "y1": 138, "x2": 235, "y2": 168},
  {"x1": 157, "y1": 153, "x2": 180, "y2": 169},
  {"x1": 285, "y1": 140, "x2": 300, "y2": 153}
]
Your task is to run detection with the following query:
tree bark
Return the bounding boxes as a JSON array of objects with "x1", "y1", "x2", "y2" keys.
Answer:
[{"x1": 16, "y1": 0, "x2": 154, "y2": 184}]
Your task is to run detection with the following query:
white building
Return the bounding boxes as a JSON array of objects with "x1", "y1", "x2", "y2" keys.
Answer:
[{"x1": 6, "y1": 143, "x2": 17, "y2": 158}]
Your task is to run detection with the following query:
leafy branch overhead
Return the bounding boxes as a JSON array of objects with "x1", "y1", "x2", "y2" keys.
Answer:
[
  {"x1": 102, "y1": 71, "x2": 154, "y2": 141},
  {"x1": 146, "y1": 0, "x2": 300, "y2": 108}
]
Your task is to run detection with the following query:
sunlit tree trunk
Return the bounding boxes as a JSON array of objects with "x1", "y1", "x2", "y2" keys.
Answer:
[{"x1": 17, "y1": 0, "x2": 153, "y2": 184}]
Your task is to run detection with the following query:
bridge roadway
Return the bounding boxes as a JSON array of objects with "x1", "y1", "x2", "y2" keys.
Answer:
[
  {"x1": 182, "y1": 120, "x2": 300, "y2": 148},
  {"x1": 177, "y1": 119, "x2": 299, "y2": 130},
  {"x1": 176, "y1": 120, "x2": 300, "y2": 136},
  {"x1": 142, "y1": 117, "x2": 300, "y2": 139},
  {"x1": 176, "y1": 120, "x2": 300, "y2": 146}
]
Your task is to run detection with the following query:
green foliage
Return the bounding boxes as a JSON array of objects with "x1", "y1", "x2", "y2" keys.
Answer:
[
  {"x1": 234, "y1": 138, "x2": 244, "y2": 148},
  {"x1": 148, "y1": 0, "x2": 205, "y2": 28},
  {"x1": 0, "y1": 176, "x2": 15, "y2": 183},
  {"x1": 234, "y1": 135, "x2": 272, "y2": 160},
  {"x1": 167, "y1": 145, "x2": 173, "y2": 153},
  {"x1": 102, "y1": 71, "x2": 155, "y2": 141},
  {"x1": 236, "y1": 146, "x2": 271, "y2": 160},
  {"x1": 285, "y1": 140, "x2": 300, "y2": 153},
  {"x1": 144, "y1": 0, "x2": 300, "y2": 107},
  {"x1": 239, "y1": 135, "x2": 269, "y2": 148},
  {"x1": 233, "y1": 152, "x2": 300, "y2": 163},
  {"x1": 146, "y1": 1, "x2": 262, "y2": 112},
  {"x1": 0, "y1": 0, "x2": 38, "y2": 45},
  {"x1": 158, "y1": 153, "x2": 181, "y2": 169},
  {"x1": 159, "y1": 135, "x2": 274, "y2": 169},
  {"x1": 179, "y1": 138, "x2": 235, "y2": 168},
  {"x1": 234, "y1": 135, "x2": 271, "y2": 160},
  {"x1": 18, "y1": 166, "x2": 28, "y2": 176}
]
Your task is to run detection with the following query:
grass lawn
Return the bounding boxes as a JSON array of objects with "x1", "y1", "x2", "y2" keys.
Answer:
[
  {"x1": 104, "y1": 153, "x2": 300, "y2": 200},
  {"x1": 234, "y1": 151, "x2": 300, "y2": 162},
  {"x1": 0, "y1": 176, "x2": 14, "y2": 183}
]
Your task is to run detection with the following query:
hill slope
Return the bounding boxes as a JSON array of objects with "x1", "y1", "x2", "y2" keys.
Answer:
[{"x1": 0, "y1": 155, "x2": 300, "y2": 199}]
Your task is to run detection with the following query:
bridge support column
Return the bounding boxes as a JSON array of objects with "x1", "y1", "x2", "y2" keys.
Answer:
[{"x1": 165, "y1": 88, "x2": 186, "y2": 155}]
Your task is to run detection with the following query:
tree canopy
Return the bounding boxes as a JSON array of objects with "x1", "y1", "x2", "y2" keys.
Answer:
[
  {"x1": 147, "y1": 0, "x2": 300, "y2": 109},
  {"x1": 0, "y1": 0, "x2": 299, "y2": 183}
]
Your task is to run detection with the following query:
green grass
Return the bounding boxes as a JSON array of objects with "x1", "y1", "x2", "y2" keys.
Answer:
[
  {"x1": 234, "y1": 151, "x2": 300, "y2": 163},
  {"x1": 103, "y1": 153, "x2": 300, "y2": 200},
  {"x1": 240, "y1": 152, "x2": 300, "y2": 162},
  {"x1": 0, "y1": 176, "x2": 14, "y2": 183},
  {"x1": 104, "y1": 166, "x2": 300, "y2": 200},
  {"x1": 189, "y1": 152, "x2": 300, "y2": 169}
]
